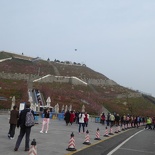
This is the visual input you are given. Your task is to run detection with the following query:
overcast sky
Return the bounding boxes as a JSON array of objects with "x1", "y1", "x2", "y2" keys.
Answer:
[{"x1": 0, "y1": 0, "x2": 155, "y2": 96}]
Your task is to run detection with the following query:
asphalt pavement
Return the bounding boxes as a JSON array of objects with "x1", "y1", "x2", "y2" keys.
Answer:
[{"x1": 108, "y1": 128, "x2": 155, "y2": 155}]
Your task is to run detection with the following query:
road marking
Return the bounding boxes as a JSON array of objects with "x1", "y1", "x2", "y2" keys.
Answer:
[
  {"x1": 107, "y1": 129, "x2": 144, "y2": 155},
  {"x1": 65, "y1": 128, "x2": 139, "y2": 155},
  {"x1": 120, "y1": 147, "x2": 154, "y2": 154}
]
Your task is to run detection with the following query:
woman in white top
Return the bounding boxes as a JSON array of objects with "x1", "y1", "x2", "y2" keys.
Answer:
[{"x1": 78, "y1": 112, "x2": 85, "y2": 134}]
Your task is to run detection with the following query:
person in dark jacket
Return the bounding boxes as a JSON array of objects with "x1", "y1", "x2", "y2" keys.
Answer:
[
  {"x1": 64, "y1": 110, "x2": 70, "y2": 126},
  {"x1": 14, "y1": 102, "x2": 34, "y2": 152},
  {"x1": 8, "y1": 105, "x2": 19, "y2": 139}
]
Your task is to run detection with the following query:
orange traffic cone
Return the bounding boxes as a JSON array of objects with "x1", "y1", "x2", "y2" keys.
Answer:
[
  {"x1": 118, "y1": 125, "x2": 121, "y2": 132},
  {"x1": 124, "y1": 124, "x2": 127, "y2": 130},
  {"x1": 109, "y1": 127, "x2": 114, "y2": 135},
  {"x1": 114, "y1": 126, "x2": 118, "y2": 133},
  {"x1": 128, "y1": 123, "x2": 131, "y2": 128},
  {"x1": 122, "y1": 124, "x2": 125, "y2": 131},
  {"x1": 28, "y1": 139, "x2": 37, "y2": 155},
  {"x1": 66, "y1": 132, "x2": 76, "y2": 151},
  {"x1": 104, "y1": 127, "x2": 109, "y2": 137},
  {"x1": 83, "y1": 130, "x2": 91, "y2": 145},
  {"x1": 94, "y1": 128, "x2": 101, "y2": 140}
]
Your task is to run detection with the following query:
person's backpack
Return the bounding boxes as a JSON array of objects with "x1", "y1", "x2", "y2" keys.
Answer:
[{"x1": 25, "y1": 110, "x2": 35, "y2": 127}]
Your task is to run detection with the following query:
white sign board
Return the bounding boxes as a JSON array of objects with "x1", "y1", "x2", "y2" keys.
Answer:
[{"x1": 19, "y1": 103, "x2": 25, "y2": 111}]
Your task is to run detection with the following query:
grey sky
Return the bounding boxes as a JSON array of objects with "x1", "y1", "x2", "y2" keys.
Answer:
[{"x1": 0, "y1": 0, "x2": 155, "y2": 96}]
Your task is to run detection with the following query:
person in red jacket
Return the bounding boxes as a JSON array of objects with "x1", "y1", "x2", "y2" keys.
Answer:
[
  {"x1": 84, "y1": 112, "x2": 89, "y2": 127},
  {"x1": 70, "y1": 111, "x2": 75, "y2": 125}
]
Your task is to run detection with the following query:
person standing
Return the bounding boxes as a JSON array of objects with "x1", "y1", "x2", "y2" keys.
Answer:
[
  {"x1": 40, "y1": 108, "x2": 50, "y2": 133},
  {"x1": 78, "y1": 112, "x2": 85, "y2": 134},
  {"x1": 106, "y1": 113, "x2": 110, "y2": 126},
  {"x1": 75, "y1": 111, "x2": 80, "y2": 124},
  {"x1": 64, "y1": 110, "x2": 70, "y2": 126},
  {"x1": 8, "y1": 105, "x2": 19, "y2": 139},
  {"x1": 84, "y1": 112, "x2": 89, "y2": 127},
  {"x1": 14, "y1": 102, "x2": 34, "y2": 151},
  {"x1": 115, "y1": 113, "x2": 120, "y2": 126},
  {"x1": 70, "y1": 111, "x2": 75, "y2": 125},
  {"x1": 110, "y1": 113, "x2": 115, "y2": 127},
  {"x1": 152, "y1": 117, "x2": 155, "y2": 130},
  {"x1": 100, "y1": 112, "x2": 105, "y2": 125}
]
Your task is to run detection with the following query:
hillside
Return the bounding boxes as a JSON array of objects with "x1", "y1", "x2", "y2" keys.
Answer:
[{"x1": 0, "y1": 51, "x2": 155, "y2": 116}]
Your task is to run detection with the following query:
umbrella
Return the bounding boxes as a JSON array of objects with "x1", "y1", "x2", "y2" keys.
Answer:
[
  {"x1": 54, "y1": 103, "x2": 59, "y2": 113},
  {"x1": 69, "y1": 104, "x2": 72, "y2": 111},
  {"x1": 56, "y1": 103, "x2": 59, "y2": 113},
  {"x1": 11, "y1": 96, "x2": 15, "y2": 110},
  {"x1": 61, "y1": 105, "x2": 64, "y2": 112},
  {"x1": 82, "y1": 104, "x2": 85, "y2": 112},
  {"x1": 46, "y1": 97, "x2": 51, "y2": 107},
  {"x1": 65, "y1": 105, "x2": 68, "y2": 112}
]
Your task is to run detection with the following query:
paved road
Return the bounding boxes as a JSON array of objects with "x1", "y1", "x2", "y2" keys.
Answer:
[
  {"x1": 108, "y1": 128, "x2": 155, "y2": 155},
  {"x1": 72, "y1": 127, "x2": 155, "y2": 155}
]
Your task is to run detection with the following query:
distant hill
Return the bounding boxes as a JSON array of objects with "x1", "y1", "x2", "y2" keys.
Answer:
[{"x1": 0, "y1": 51, "x2": 155, "y2": 116}]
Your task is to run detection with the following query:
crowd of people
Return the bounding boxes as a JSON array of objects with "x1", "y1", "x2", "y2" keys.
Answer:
[
  {"x1": 99, "y1": 112, "x2": 155, "y2": 129},
  {"x1": 7, "y1": 102, "x2": 155, "y2": 152},
  {"x1": 64, "y1": 110, "x2": 90, "y2": 134}
]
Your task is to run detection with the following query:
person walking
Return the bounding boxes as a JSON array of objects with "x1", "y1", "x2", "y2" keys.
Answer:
[
  {"x1": 40, "y1": 108, "x2": 50, "y2": 133},
  {"x1": 8, "y1": 105, "x2": 19, "y2": 139},
  {"x1": 14, "y1": 102, "x2": 34, "y2": 151},
  {"x1": 145, "y1": 116, "x2": 152, "y2": 130},
  {"x1": 78, "y1": 112, "x2": 85, "y2": 134}
]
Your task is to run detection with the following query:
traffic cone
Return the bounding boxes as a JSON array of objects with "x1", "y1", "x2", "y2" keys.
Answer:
[
  {"x1": 109, "y1": 127, "x2": 114, "y2": 135},
  {"x1": 83, "y1": 130, "x2": 91, "y2": 145},
  {"x1": 122, "y1": 124, "x2": 125, "y2": 131},
  {"x1": 28, "y1": 139, "x2": 37, "y2": 155},
  {"x1": 94, "y1": 128, "x2": 101, "y2": 140},
  {"x1": 124, "y1": 124, "x2": 127, "y2": 130},
  {"x1": 104, "y1": 127, "x2": 109, "y2": 137},
  {"x1": 118, "y1": 125, "x2": 121, "y2": 132},
  {"x1": 66, "y1": 132, "x2": 76, "y2": 151},
  {"x1": 114, "y1": 126, "x2": 118, "y2": 133}
]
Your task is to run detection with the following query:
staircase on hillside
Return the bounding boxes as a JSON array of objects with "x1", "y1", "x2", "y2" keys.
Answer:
[
  {"x1": 28, "y1": 89, "x2": 45, "y2": 106},
  {"x1": 27, "y1": 80, "x2": 46, "y2": 106},
  {"x1": 49, "y1": 62, "x2": 60, "y2": 76}
]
